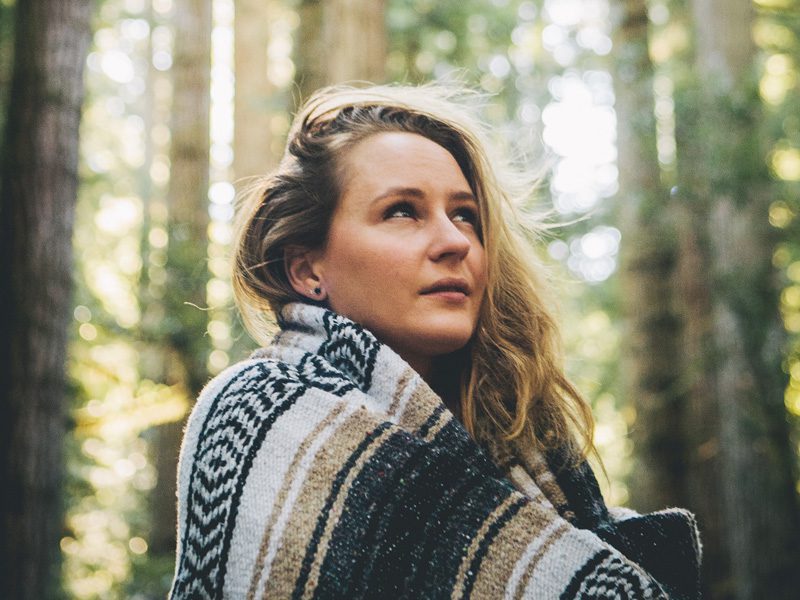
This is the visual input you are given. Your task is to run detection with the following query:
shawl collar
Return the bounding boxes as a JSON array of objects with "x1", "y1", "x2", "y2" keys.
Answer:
[{"x1": 253, "y1": 302, "x2": 464, "y2": 439}]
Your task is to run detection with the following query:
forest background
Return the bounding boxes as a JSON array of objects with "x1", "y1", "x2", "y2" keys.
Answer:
[{"x1": 1, "y1": 0, "x2": 799, "y2": 598}]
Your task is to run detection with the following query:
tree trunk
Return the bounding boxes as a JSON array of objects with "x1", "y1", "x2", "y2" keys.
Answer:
[
  {"x1": 233, "y1": 0, "x2": 279, "y2": 180},
  {"x1": 673, "y1": 0, "x2": 800, "y2": 597},
  {"x1": 149, "y1": 0, "x2": 212, "y2": 561},
  {"x1": 611, "y1": 0, "x2": 687, "y2": 513},
  {"x1": 0, "y1": 0, "x2": 92, "y2": 596},
  {"x1": 0, "y1": 1, "x2": 16, "y2": 137},
  {"x1": 295, "y1": 0, "x2": 387, "y2": 100}
]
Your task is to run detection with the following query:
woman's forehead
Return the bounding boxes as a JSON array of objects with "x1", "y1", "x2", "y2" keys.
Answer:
[{"x1": 337, "y1": 132, "x2": 473, "y2": 196}]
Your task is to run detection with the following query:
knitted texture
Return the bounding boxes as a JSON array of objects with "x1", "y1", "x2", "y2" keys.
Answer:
[{"x1": 171, "y1": 303, "x2": 701, "y2": 599}]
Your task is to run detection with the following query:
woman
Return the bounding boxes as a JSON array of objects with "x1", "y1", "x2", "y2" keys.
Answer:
[{"x1": 171, "y1": 85, "x2": 701, "y2": 599}]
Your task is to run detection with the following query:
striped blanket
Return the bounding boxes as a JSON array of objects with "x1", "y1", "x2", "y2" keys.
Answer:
[{"x1": 171, "y1": 303, "x2": 701, "y2": 599}]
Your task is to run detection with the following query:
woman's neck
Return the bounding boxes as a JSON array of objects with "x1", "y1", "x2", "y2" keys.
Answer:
[{"x1": 428, "y1": 354, "x2": 466, "y2": 421}]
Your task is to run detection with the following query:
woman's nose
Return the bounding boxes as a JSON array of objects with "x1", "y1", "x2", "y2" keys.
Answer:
[{"x1": 427, "y1": 215, "x2": 472, "y2": 262}]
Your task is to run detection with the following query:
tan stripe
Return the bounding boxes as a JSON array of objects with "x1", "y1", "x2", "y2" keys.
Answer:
[
  {"x1": 397, "y1": 385, "x2": 442, "y2": 431},
  {"x1": 300, "y1": 425, "x2": 396, "y2": 600},
  {"x1": 513, "y1": 444, "x2": 571, "y2": 517},
  {"x1": 387, "y1": 367, "x2": 415, "y2": 418},
  {"x1": 463, "y1": 501, "x2": 554, "y2": 599},
  {"x1": 246, "y1": 403, "x2": 347, "y2": 600},
  {"x1": 450, "y1": 494, "x2": 520, "y2": 600},
  {"x1": 259, "y1": 411, "x2": 391, "y2": 599},
  {"x1": 513, "y1": 523, "x2": 570, "y2": 600}
]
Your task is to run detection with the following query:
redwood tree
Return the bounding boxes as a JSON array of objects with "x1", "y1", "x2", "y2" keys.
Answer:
[
  {"x1": 612, "y1": 1, "x2": 800, "y2": 596},
  {"x1": 611, "y1": 0, "x2": 687, "y2": 513},
  {"x1": 295, "y1": 0, "x2": 387, "y2": 99},
  {"x1": 672, "y1": 0, "x2": 800, "y2": 597},
  {"x1": 632, "y1": 0, "x2": 800, "y2": 599},
  {"x1": 234, "y1": 0, "x2": 280, "y2": 180},
  {"x1": 0, "y1": 0, "x2": 92, "y2": 596},
  {"x1": 149, "y1": 0, "x2": 213, "y2": 563}
]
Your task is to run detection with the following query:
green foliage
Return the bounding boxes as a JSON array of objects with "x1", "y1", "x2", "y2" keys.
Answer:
[
  {"x1": 387, "y1": 0, "x2": 536, "y2": 126},
  {"x1": 757, "y1": 1, "x2": 800, "y2": 432}
]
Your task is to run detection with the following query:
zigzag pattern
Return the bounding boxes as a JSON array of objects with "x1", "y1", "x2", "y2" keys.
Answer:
[
  {"x1": 173, "y1": 360, "x2": 308, "y2": 598},
  {"x1": 297, "y1": 353, "x2": 358, "y2": 396},
  {"x1": 319, "y1": 311, "x2": 380, "y2": 391},
  {"x1": 562, "y1": 550, "x2": 668, "y2": 600}
]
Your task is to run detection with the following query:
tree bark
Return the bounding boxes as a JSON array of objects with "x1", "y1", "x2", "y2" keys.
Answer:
[
  {"x1": 611, "y1": 0, "x2": 687, "y2": 513},
  {"x1": 233, "y1": 0, "x2": 279, "y2": 180},
  {"x1": 0, "y1": 0, "x2": 92, "y2": 596},
  {"x1": 0, "y1": 1, "x2": 15, "y2": 136},
  {"x1": 673, "y1": 0, "x2": 800, "y2": 597},
  {"x1": 295, "y1": 0, "x2": 387, "y2": 100},
  {"x1": 149, "y1": 0, "x2": 212, "y2": 560}
]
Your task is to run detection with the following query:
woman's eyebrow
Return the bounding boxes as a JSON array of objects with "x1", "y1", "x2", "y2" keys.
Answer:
[
  {"x1": 450, "y1": 190, "x2": 477, "y2": 203},
  {"x1": 371, "y1": 187, "x2": 476, "y2": 204},
  {"x1": 371, "y1": 186, "x2": 425, "y2": 202}
]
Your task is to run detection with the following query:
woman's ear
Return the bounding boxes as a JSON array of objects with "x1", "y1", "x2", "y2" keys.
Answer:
[{"x1": 285, "y1": 246, "x2": 327, "y2": 301}]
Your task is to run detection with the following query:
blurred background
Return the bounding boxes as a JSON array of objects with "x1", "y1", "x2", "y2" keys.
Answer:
[{"x1": 1, "y1": 0, "x2": 799, "y2": 598}]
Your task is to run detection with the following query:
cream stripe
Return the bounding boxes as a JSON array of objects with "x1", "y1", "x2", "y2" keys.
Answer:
[
  {"x1": 247, "y1": 402, "x2": 357, "y2": 599},
  {"x1": 525, "y1": 453, "x2": 559, "y2": 492},
  {"x1": 509, "y1": 465, "x2": 551, "y2": 507},
  {"x1": 515, "y1": 523, "x2": 570, "y2": 600},
  {"x1": 525, "y1": 449, "x2": 548, "y2": 469},
  {"x1": 527, "y1": 454, "x2": 561, "y2": 490},
  {"x1": 301, "y1": 425, "x2": 397, "y2": 600},
  {"x1": 533, "y1": 466, "x2": 555, "y2": 484},
  {"x1": 387, "y1": 367, "x2": 417, "y2": 419},
  {"x1": 504, "y1": 519, "x2": 567, "y2": 600},
  {"x1": 451, "y1": 494, "x2": 520, "y2": 600},
  {"x1": 246, "y1": 402, "x2": 348, "y2": 599}
]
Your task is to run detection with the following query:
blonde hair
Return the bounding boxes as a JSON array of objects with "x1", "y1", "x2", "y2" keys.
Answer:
[{"x1": 233, "y1": 84, "x2": 594, "y2": 459}]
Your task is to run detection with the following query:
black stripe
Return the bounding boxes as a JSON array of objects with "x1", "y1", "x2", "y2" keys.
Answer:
[
  {"x1": 432, "y1": 418, "x2": 507, "y2": 479},
  {"x1": 402, "y1": 419, "x2": 514, "y2": 598},
  {"x1": 417, "y1": 403, "x2": 446, "y2": 438},
  {"x1": 399, "y1": 457, "x2": 488, "y2": 599},
  {"x1": 312, "y1": 423, "x2": 517, "y2": 599},
  {"x1": 291, "y1": 421, "x2": 393, "y2": 600},
  {"x1": 344, "y1": 432, "x2": 433, "y2": 597},
  {"x1": 545, "y1": 447, "x2": 609, "y2": 528}
]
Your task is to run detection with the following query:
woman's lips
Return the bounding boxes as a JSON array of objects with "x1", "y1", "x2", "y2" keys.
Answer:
[
  {"x1": 420, "y1": 278, "x2": 470, "y2": 302},
  {"x1": 423, "y1": 290, "x2": 468, "y2": 302},
  {"x1": 420, "y1": 278, "x2": 470, "y2": 296}
]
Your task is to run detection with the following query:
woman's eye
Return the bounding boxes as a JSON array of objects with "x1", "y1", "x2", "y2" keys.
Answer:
[
  {"x1": 384, "y1": 202, "x2": 416, "y2": 219},
  {"x1": 453, "y1": 207, "x2": 479, "y2": 226}
]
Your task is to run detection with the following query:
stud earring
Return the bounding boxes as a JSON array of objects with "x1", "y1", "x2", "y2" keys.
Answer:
[{"x1": 311, "y1": 286, "x2": 322, "y2": 296}]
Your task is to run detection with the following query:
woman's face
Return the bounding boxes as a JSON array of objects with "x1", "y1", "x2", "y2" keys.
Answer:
[{"x1": 310, "y1": 131, "x2": 487, "y2": 377}]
